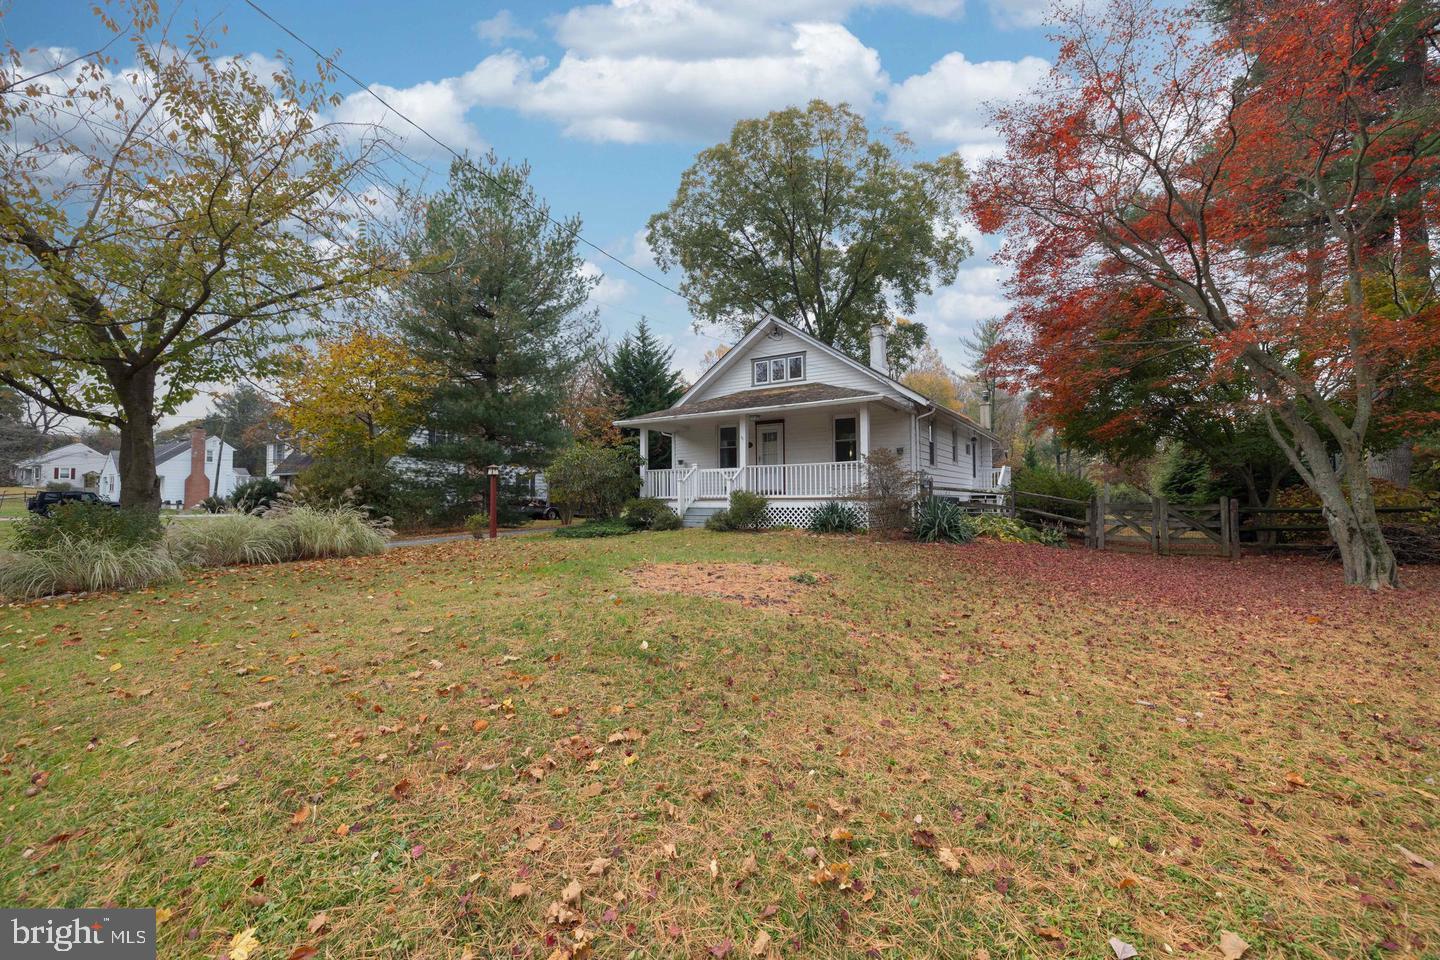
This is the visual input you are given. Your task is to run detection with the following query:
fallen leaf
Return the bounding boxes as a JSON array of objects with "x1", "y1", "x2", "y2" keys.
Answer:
[
  {"x1": 524, "y1": 836, "x2": 546, "y2": 853},
  {"x1": 391, "y1": 779, "x2": 413, "y2": 800},
  {"x1": 306, "y1": 913, "x2": 328, "y2": 935},
  {"x1": 1395, "y1": 844, "x2": 1435, "y2": 870},
  {"x1": 1109, "y1": 937, "x2": 1139, "y2": 960},
  {"x1": 1219, "y1": 931, "x2": 1250, "y2": 960},
  {"x1": 937, "y1": 847, "x2": 964, "y2": 873},
  {"x1": 829, "y1": 827, "x2": 854, "y2": 843},
  {"x1": 710, "y1": 939, "x2": 734, "y2": 958},
  {"x1": 212, "y1": 775, "x2": 240, "y2": 793},
  {"x1": 472, "y1": 718, "x2": 489, "y2": 733},
  {"x1": 1035, "y1": 925, "x2": 1064, "y2": 940},
  {"x1": 561, "y1": 879, "x2": 583, "y2": 904},
  {"x1": 750, "y1": 931, "x2": 771, "y2": 956},
  {"x1": 225, "y1": 927, "x2": 260, "y2": 960},
  {"x1": 291, "y1": 805, "x2": 311, "y2": 827},
  {"x1": 579, "y1": 782, "x2": 604, "y2": 799},
  {"x1": 587, "y1": 857, "x2": 612, "y2": 876},
  {"x1": 910, "y1": 829, "x2": 936, "y2": 850},
  {"x1": 155, "y1": 907, "x2": 173, "y2": 924},
  {"x1": 508, "y1": 881, "x2": 532, "y2": 900}
]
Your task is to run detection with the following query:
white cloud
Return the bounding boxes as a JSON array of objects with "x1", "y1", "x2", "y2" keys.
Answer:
[
  {"x1": 987, "y1": 0, "x2": 1051, "y2": 29},
  {"x1": 580, "y1": 261, "x2": 636, "y2": 306},
  {"x1": 886, "y1": 51, "x2": 1049, "y2": 147},
  {"x1": 474, "y1": 10, "x2": 537, "y2": 45}
]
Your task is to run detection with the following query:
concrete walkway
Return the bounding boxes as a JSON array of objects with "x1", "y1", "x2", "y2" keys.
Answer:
[{"x1": 386, "y1": 527, "x2": 554, "y2": 549}]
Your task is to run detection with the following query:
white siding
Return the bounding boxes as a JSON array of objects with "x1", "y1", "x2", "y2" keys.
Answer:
[
  {"x1": 689, "y1": 326, "x2": 908, "y2": 406},
  {"x1": 666, "y1": 404, "x2": 912, "y2": 471},
  {"x1": 920, "y1": 414, "x2": 993, "y2": 491}
]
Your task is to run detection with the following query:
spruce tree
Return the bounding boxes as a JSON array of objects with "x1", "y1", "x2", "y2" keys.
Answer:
[{"x1": 601, "y1": 319, "x2": 685, "y2": 470}]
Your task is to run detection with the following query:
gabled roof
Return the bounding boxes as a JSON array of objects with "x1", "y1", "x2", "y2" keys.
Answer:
[
  {"x1": 272, "y1": 451, "x2": 313, "y2": 475},
  {"x1": 154, "y1": 440, "x2": 191, "y2": 466},
  {"x1": 633, "y1": 383, "x2": 877, "y2": 419},
  {"x1": 15, "y1": 441, "x2": 104, "y2": 467},
  {"x1": 631, "y1": 318, "x2": 1000, "y2": 442}
]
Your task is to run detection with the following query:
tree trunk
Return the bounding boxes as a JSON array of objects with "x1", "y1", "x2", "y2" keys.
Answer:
[
  {"x1": 111, "y1": 367, "x2": 161, "y2": 513},
  {"x1": 1264, "y1": 402, "x2": 1398, "y2": 589},
  {"x1": 1367, "y1": 442, "x2": 1414, "y2": 489}
]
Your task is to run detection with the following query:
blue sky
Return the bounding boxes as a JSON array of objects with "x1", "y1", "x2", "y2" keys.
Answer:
[{"x1": 9, "y1": 0, "x2": 1057, "y2": 413}]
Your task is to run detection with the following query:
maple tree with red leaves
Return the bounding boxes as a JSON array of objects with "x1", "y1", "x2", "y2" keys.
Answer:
[{"x1": 970, "y1": 0, "x2": 1440, "y2": 589}]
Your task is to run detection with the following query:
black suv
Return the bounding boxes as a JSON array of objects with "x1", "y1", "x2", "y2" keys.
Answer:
[{"x1": 26, "y1": 490, "x2": 118, "y2": 516}]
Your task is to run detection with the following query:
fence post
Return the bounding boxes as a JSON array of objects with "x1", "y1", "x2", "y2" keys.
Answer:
[
  {"x1": 1096, "y1": 488, "x2": 1108, "y2": 550},
  {"x1": 1153, "y1": 496, "x2": 1169, "y2": 555},
  {"x1": 1218, "y1": 497, "x2": 1231, "y2": 558},
  {"x1": 1229, "y1": 498, "x2": 1242, "y2": 559},
  {"x1": 1086, "y1": 495, "x2": 1097, "y2": 549}
]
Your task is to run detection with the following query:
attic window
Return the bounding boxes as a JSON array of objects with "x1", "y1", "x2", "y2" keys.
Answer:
[{"x1": 753, "y1": 353, "x2": 804, "y2": 385}]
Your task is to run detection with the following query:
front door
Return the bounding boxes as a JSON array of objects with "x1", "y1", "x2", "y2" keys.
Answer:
[
  {"x1": 757, "y1": 422, "x2": 784, "y2": 466},
  {"x1": 755, "y1": 421, "x2": 784, "y2": 494}
]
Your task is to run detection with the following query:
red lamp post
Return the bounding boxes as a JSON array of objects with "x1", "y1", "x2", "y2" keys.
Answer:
[{"x1": 487, "y1": 464, "x2": 500, "y2": 540}]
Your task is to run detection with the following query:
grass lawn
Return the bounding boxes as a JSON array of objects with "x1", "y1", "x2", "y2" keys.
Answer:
[{"x1": 1, "y1": 532, "x2": 1437, "y2": 959}]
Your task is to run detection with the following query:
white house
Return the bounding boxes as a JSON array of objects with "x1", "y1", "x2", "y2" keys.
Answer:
[
  {"x1": 616, "y1": 319, "x2": 1008, "y2": 528},
  {"x1": 99, "y1": 429, "x2": 244, "y2": 507},
  {"x1": 12, "y1": 442, "x2": 109, "y2": 490}
]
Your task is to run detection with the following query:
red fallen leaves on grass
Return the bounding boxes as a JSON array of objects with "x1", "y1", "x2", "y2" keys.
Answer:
[{"x1": 940, "y1": 542, "x2": 1440, "y2": 624}]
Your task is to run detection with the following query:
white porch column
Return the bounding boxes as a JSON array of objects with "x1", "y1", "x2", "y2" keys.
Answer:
[
  {"x1": 857, "y1": 404, "x2": 870, "y2": 460},
  {"x1": 737, "y1": 418, "x2": 748, "y2": 469},
  {"x1": 638, "y1": 428, "x2": 649, "y2": 477}
]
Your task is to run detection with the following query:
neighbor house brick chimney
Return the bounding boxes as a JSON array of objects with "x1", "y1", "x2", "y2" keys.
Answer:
[
  {"x1": 183, "y1": 428, "x2": 210, "y2": 508},
  {"x1": 869, "y1": 323, "x2": 888, "y2": 374}
]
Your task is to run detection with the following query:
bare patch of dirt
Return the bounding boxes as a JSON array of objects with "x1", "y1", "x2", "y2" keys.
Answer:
[{"x1": 629, "y1": 562, "x2": 825, "y2": 608}]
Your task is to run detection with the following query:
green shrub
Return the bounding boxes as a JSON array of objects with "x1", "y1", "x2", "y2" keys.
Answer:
[
  {"x1": 807, "y1": 501, "x2": 865, "y2": 535},
  {"x1": 231, "y1": 477, "x2": 285, "y2": 513},
  {"x1": 911, "y1": 498, "x2": 978, "y2": 544},
  {"x1": 165, "y1": 515, "x2": 290, "y2": 567},
  {"x1": 197, "y1": 495, "x2": 228, "y2": 514},
  {"x1": 728, "y1": 490, "x2": 768, "y2": 531},
  {"x1": 704, "y1": 509, "x2": 735, "y2": 532},
  {"x1": 12, "y1": 502, "x2": 162, "y2": 551},
  {"x1": 970, "y1": 513, "x2": 1066, "y2": 546},
  {"x1": 547, "y1": 445, "x2": 642, "y2": 521},
  {"x1": 623, "y1": 497, "x2": 682, "y2": 531},
  {"x1": 465, "y1": 513, "x2": 492, "y2": 538},
  {"x1": 0, "y1": 534, "x2": 179, "y2": 599},
  {"x1": 1012, "y1": 465, "x2": 1094, "y2": 522},
  {"x1": 553, "y1": 518, "x2": 634, "y2": 539}
]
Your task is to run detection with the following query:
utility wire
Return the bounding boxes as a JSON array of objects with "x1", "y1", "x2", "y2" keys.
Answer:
[{"x1": 242, "y1": 0, "x2": 746, "y2": 322}]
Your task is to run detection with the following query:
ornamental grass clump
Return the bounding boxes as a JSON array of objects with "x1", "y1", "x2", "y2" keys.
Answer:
[
  {"x1": 164, "y1": 514, "x2": 291, "y2": 567},
  {"x1": 0, "y1": 534, "x2": 179, "y2": 599}
]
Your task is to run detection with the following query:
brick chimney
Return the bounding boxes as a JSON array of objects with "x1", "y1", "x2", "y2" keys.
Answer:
[{"x1": 183, "y1": 428, "x2": 210, "y2": 508}]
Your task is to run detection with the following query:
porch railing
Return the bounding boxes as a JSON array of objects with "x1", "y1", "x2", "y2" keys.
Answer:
[
  {"x1": 734, "y1": 461, "x2": 865, "y2": 498},
  {"x1": 990, "y1": 465, "x2": 1011, "y2": 489},
  {"x1": 695, "y1": 468, "x2": 738, "y2": 499},
  {"x1": 640, "y1": 468, "x2": 680, "y2": 499},
  {"x1": 674, "y1": 465, "x2": 699, "y2": 518}
]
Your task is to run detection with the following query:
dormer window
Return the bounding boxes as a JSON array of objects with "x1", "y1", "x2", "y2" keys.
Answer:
[{"x1": 753, "y1": 352, "x2": 804, "y2": 385}]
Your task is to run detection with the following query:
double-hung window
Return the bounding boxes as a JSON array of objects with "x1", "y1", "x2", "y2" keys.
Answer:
[
  {"x1": 752, "y1": 353, "x2": 804, "y2": 385},
  {"x1": 718, "y1": 426, "x2": 739, "y2": 469},
  {"x1": 833, "y1": 417, "x2": 857, "y2": 462}
]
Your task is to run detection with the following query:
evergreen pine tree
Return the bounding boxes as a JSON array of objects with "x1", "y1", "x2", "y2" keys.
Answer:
[
  {"x1": 391, "y1": 155, "x2": 598, "y2": 482},
  {"x1": 601, "y1": 319, "x2": 685, "y2": 469}
]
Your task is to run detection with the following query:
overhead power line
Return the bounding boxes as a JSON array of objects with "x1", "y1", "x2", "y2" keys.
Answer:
[{"x1": 242, "y1": 0, "x2": 725, "y2": 318}]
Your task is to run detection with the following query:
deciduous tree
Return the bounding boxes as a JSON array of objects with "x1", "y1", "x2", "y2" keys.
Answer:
[
  {"x1": 0, "y1": 2, "x2": 397, "y2": 511},
  {"x1": 648, "y1": 100, "x2": 968, "y2": 369},
  {"x1": 971, "y1": 0, "x2": 1440, "y2": 588},
  {"x1": 275, "y1": 330, "x2": 438, "y2": 466}
]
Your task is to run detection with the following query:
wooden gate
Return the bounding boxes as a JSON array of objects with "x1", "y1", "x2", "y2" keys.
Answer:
[{"x1": 1091, "y1": 494, "x2": 1239, "y2": 557}]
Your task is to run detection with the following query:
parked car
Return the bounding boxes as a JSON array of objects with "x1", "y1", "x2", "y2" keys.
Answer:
[
  {"x1": 519, "y1": 497, "x2": 560, "y2": 521},
  {"x1": 26, "y1": 489, "x2": 118, "y2": 516}
]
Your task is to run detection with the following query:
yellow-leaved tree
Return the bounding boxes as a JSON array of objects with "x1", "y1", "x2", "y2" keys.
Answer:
[{"x1": 276, "y1": 330, "x2": 439, "y2": 466}]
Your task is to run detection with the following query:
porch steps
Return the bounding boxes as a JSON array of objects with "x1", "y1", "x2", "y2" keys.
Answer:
[{"x1": 681, "y1": 504, "x2": 725, "y2": 529}]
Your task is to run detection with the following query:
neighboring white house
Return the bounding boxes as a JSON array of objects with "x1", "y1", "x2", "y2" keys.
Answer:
[
  {"x1": 615, "y1": 318, "x2": 1008, "y2": 528},
  {"x1": 12, "y1": 442, "x2": 109, "y2": 491},
  {"x1": 99, "y1": 429, "x2": 244, "y2": 507}
]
